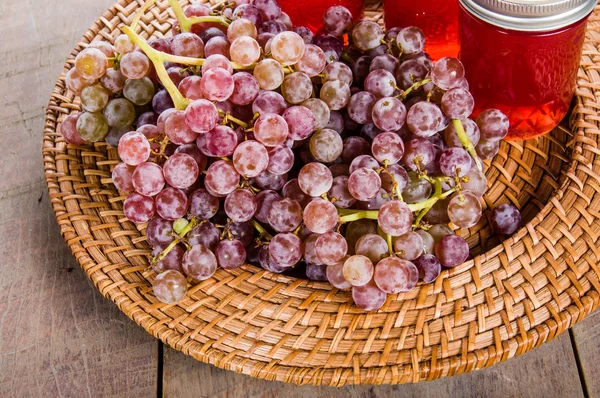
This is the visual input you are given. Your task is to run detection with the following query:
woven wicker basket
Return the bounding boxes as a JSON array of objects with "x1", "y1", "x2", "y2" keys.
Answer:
[{"x1": 43, "y1": 0, "x2": 600, "y2": 385}]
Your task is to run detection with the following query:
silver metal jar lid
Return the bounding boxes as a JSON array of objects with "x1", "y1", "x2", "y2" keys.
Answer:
[{"x1": 459, "y1": 0, "x2": 597, "y2": 32}]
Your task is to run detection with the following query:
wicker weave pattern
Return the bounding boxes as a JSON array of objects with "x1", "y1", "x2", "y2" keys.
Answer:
[{"x1": 43, "y1": 0, "x2": 600, "y2": 385}]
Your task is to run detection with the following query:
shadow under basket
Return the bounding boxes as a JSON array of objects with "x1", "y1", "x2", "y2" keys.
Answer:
[{"x1": 43, "y1": 0, "x2": 600, "y2": 386}]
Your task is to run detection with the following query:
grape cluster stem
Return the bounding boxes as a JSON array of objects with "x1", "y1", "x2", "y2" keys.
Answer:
[
  {"x1": 250, "y1": 219, "x2": 273, "y2": 240},
  {"x1": 131, "y1": 0, "x2": 156, "y2": 30},
  {"x1": 167, "y1": 0, "x2": 231, "y2": 32},
  {"x1": 219, "y1": 110, "x2": 248, "y2": 129},
  {"x1": 121, "y1": 27, "x2": 250, "y2": 111},
  {"x1": 452, "y1": 119, "x2": 483, "y2": 171},
  {"x1": 378, "y1": 163, "x2": 403, "y2": 201},
  {"x1": 400, "y1": 78, "x2": 432, "y2": 99},
  {"x1": 414, "y1": 178, "x2": 443, "y2": 226},
  {"x1": 337, "y1": 185, "x2": 456, "y2": 224},
  {"x1": 385, "y1": 233, "x2": 393, "y2": 255},
  {"x1": 153, "y1": 218, "x2": 199, "y2": 263}
]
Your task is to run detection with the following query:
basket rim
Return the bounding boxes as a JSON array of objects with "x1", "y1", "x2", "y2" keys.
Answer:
[{"x1": 42, "y1": 0, "x2": 600, "y2": 386}]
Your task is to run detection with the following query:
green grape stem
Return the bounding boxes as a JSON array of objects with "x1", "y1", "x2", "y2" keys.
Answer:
[
  {"x1": 218, "y1": 110, "x2": 248, "y2": 129},
  {"x1": 167, "y1": 0, "x2": 230, "y2": 32},
  {"x1": 385, "y1": 233, "x2": 393, "y2": 255},
  {"x1": 337, "y1": 186, "x2": 456, "y2": 223},
  {"x1": 110, "y1": 54, "x2": 122, "y2": 70},
  {"x1": 385, "y1": 39, "x2": 395, "y2": 55},
  {"x1": 395, "y1": 188, "x2": 403, "y2": 202},
  {"x1": 131, "y1": 0, "x2": 156, "y2": 30},
  {"x1": 157, "y1": 135, "x2": 171, "y2": 160},
  {"x1": 250, "y1": 219, "x2": 273, "y2": 241},
  {"x1": 340, "y1": 52, "x2": 354, "y2": 65},
  {"x1": 378, "y1": 163, "x2": 403, "y2": 201},
  {"x1": 414, "y1": 178, "x2": 443, "y2": 226},
  {"x1": 187, "y1": 15, "x2": 230, "y2": 27},
  {"x1": 121, "y1": 26, "x2": 251, "y2": 110},
  {"x1": 153, "y1": 218, "x2": 199, "y2": 263},
  {"x1": 419, "y1": 173, "x2": 437, "y2": 184},
  {"x1": 452, "y1": 119, "x2": 484, "y2": 172},
  {"x1": 400, "y1": 78, "x2": 432, "y2": 99},
  {"x1": 121, "y1": 26, "x2": 190, "y2": 110}
]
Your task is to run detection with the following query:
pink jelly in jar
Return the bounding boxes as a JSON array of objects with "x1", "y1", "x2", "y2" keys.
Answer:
[{"x1": 458, "y1": 0, "x2": 596, "y2": 140}]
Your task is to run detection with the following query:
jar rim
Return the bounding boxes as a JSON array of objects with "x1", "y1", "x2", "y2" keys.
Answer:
[{"x1": 459, "y1": 0, "x2": 597, "y2": 31}]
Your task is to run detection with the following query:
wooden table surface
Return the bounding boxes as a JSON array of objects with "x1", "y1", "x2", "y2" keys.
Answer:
[{"x1": 1, "y1": 0, "x2": 598, "y2": 396}]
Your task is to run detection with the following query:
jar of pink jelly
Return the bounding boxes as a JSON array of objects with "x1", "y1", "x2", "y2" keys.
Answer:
[{"x1": 458, "y1": 0, "x2": 596, "y2": 140}]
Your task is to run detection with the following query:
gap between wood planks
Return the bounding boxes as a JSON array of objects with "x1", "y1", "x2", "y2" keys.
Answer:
[
  {"x1": 158, "y1": 342, "x2": 164, "y2": 398},
  {"x1": 569, "y1": 330, "x2": 590, "y2": 398}
]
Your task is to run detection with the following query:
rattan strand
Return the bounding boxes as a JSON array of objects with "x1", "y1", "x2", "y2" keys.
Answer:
[{"x1": 42, "y1": 0, "x2": 600, "y2": 385}]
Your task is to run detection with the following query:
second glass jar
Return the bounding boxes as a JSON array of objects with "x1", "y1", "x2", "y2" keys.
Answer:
[
  {"x1": 384, "y1": 0, "x2": 459, "y2": 60},
  {"x1": 278, "y1": 0, "x2": 363, "y2": 33}
]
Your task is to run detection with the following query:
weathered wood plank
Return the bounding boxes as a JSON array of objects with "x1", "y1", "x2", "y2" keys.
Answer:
[
  {"x1": 0, "y1": 0, "x2": 159, "y2": 396},
  {"x1": 571, "y1": 310, "x2": 600, "y2": 397},
  {"x1": 163, "y1": 333, "x2": 583, "y2": 398},
  {"x1": 0, "y1": 193, "x2": 159, "y2": 398}
]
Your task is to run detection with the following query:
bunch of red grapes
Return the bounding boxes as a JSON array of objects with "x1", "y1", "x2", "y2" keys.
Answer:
[{"x1": 59, "y1": 0, "x2": 522, "y2": 311}]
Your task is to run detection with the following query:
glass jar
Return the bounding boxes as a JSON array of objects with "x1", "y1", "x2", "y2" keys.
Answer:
[
  {"x1": 278, "y1": 0, "x2": 363, "y2": 33},
  {"x1": 383, "y1": 0, "x2": 460, "y2": 60},
  {"x1": 458, "y1": 0, "x2": 596, "y2": 140}
]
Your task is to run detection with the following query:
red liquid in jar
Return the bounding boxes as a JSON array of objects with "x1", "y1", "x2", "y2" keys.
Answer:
[
  {"x1": 459, "y1": 5, "x2": 588, "y2": 140},
  {"x1": 278, "y1": 0, "x2": 364, "y2": 33},
  {"x1": 384, "y1": 0, "x2": 459, "y2": 60}
]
